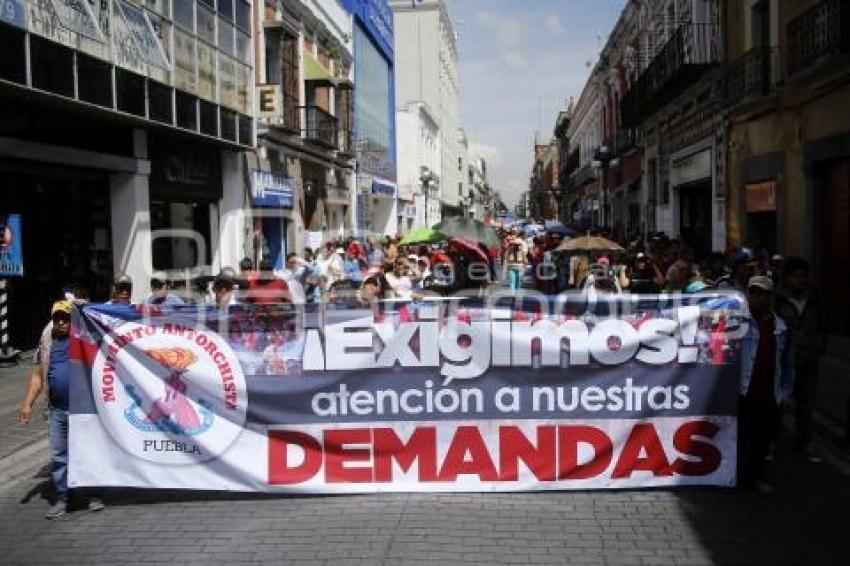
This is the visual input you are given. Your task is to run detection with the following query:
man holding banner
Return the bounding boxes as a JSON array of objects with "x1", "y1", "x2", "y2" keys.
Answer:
[
  {"x1": 65, "y1": 291, "x2": 744, "y2": 495},
  {"x1": 19, "y1": 300, "x2": 104, "y2": 519},
  {"x1": 738, "y1": 276, "x2": 795, "y2": 492}
]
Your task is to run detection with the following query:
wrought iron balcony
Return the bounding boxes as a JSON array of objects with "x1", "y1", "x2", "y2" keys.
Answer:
[
  {"x1": 724, "y1": 46, "x2": 776, "y2": 106},
  {"x1": 299, "y1": 105, "x2": 339, "y2": 149},
  {"x1": 787, "y1": 0, "x2": 850, "y2": 76},
  {"x1": 614, "y1": 129, "x2": 638, "y2": 155},
  {"x1": 570, "y1": 163, "x2": 597, "y2": 188},
  {"x1": 621, "y1": 23, "x2": 721, "y2": 127}
]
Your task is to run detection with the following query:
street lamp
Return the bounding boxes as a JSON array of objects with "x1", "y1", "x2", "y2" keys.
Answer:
[
  {"x1": 420, "y1": 166, "x2": 434, "y2": 227},
  {"x1": 592, "y1": 145, "x2": 619, "y2": 230}
]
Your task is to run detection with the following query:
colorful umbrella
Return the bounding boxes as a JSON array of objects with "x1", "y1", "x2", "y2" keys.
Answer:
[
  {"x1": 434, "y1": 217, "x2": 501, "y2": 248},
  {"x1": 555, "y1": 234, "x2": 624, "y2": 252},
  {"x1": 544, "y1": 220, "x2": 576, "y2": 236},
  {"x1": 447, "y1": 238, "x2": 489, "y2": 263},
  {"x1": 400, "y1": 227, "x2": 446, "y2": 246}
]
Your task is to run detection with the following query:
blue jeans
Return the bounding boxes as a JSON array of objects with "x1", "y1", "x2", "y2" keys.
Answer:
[
  {"x1": 509, "y1": 267, "x2": 522, "y2": 291},
  {"x1": 48, "y1": 407, "x2": 69, "y2": 503}
]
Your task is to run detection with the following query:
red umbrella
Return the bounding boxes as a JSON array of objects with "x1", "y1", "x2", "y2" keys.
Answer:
[{"x1": 448, "y1": 238, "x2": 489, "y2": 263}]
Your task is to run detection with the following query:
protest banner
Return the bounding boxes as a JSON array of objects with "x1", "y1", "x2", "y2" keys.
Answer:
[{"x1": 69, "y1": 293, "x2": 744, "y2": 493}]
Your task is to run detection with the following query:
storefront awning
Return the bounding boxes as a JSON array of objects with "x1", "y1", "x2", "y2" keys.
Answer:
[
  {"x1": 371, "y1": 179, "x2": 396, "y2": 198},
  {"x1": 303, "y1": 51, "x2": 353, "y2": 88}
]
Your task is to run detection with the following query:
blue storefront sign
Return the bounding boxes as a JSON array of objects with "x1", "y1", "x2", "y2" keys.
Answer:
[
  {"x1": 0, "y1": 214, "x2": 24, "y2": 277},
  {"x1": 341, "y1": 0, "x2": 393, "y2": 58},
  {"x1": 0, "y1": 0, "x2": 26, "y2": 29},
  {"x1": 372, "y1": 179, "x2": 396, "y2": 198},
  {"x1": 252, "y1": 170, "x2": 294, "y2": 208}
]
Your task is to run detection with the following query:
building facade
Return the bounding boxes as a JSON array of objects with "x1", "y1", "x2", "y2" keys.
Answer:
[
  {"x1": 0, "y1": 0, "x2": 254, "y2": 345},
  {"x1": 396, "y1": 100, "x2": 440, "y2": 228},
  {"x1": 390, "y1": 0, "x2": 463, "y2": 220},
  {"x1": 622, "y1": 0, "x2": 726, "y2": 256},
  {"x1": 342, "y1": 0, "x2": 397, "y2": 236},
  {"x1": 565, "y1": 75, "x2": 605, "y2": 229},
  {"x1": 254, "y1": 0, "x2": 356, "y2": 260},
  {"x1": 723, "y1": 0, "x2": 850, "y2": 427}
]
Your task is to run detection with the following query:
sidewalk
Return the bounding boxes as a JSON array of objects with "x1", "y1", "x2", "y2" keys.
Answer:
[{"x1": 0, "y1": 356, "x2": 47, "y2": 460}]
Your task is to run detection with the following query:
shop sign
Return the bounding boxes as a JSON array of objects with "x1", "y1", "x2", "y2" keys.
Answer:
[
  {"x1": 745, "y1": 181, "x2": 777, "y2": 213},
  {"x1": 256, "y1": 85, "x2": 282, "y2": 120},
  {"x1": 115, "y1": 0, "x2": 170, "y2": 70},
  {"x1": 0, "y1": 214, "x2": 24, "y2": 277},
  {"x1": 343, "y1": 0, "x2": 393, "y2": 57},
  {"x1": 371, "y1": 179, "x2": 396, "y2": 198},
  {"x1": 149, "y1": 135, "x2": 222, "y2": 202},
  {"x1": 0, "y1": 0, "x2": 26, "y2": 28},
  {"x1": 671, "y1": 149, "x2": 711, "y2": 187},
  {"x1": 252, "y1": 170, "x2": 294, "y2": 209},
  {"x1": 50, "y1": 0, "x2": 104, "y2": 42}
]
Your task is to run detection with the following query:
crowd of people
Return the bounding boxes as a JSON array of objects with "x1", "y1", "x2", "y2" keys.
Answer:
[{"x1": 15, "y1": 222, "x2": 828, "y2": 519}]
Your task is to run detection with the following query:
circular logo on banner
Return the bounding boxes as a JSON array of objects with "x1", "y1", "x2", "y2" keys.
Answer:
[{"x1": 92, "y1": 322, "x2": 247, "y2": 465}]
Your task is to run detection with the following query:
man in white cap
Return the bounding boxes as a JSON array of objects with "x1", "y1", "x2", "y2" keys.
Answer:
[{"x1": 738, "y1": 275, "x2": 794, "y2": 492}]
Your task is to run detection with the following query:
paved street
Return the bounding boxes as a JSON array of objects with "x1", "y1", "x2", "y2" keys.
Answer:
[
  {"x1": 0, "y1": 375, "x2": 849, "y2": 566},
  {"x1": 0, "y1": 356, "x2": 46, "y2": 460}
]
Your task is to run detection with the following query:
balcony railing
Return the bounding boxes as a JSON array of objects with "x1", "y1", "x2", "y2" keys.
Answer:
[
  {"x1": 787, "y1": 0, "x2": 850, "y2": 76},
  {"x1": 325, "y1": 185, "x2": 351, "y2": 204},
  {"x1": 724, "y1": 46, "x2": 776, "y2": 106},
  {"x1": 621, "y1": 23, "x2": 721, "y2": 127},
  {"x1": 614, "y1": 129, "x2": 638, "y2": 154},
  {"x1": 299, "y1": 106, "x2": 339, "y2": 149},
  {"x1": 570, "y1": 163, "x2": 597, "y2": 188}
]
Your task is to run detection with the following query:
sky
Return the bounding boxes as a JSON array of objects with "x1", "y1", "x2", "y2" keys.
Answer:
[{"x1": 449, "y1": 0, "x2": 626, "y2": 208}]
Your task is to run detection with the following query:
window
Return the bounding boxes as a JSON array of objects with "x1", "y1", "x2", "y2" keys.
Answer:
[
  {"x1": 751, "y1": 0, "x2": 770, "y2": 48},
  {"x1": 458, "y1": 157, "x2": 462, "y2": 171},
  {"x1": 200, "y1": 99, "x2": 218, "y2": 136},
  {"x1": 174, "y1": 0, "x2": 194, "y2": 31},
  {"x1": 176, "y1": 91, "x2": 198, "y2": 130},
  {"x1": 238, "y1": 113, "x2": 253, "y2": 145},
  {"x1": 198, "y1": 4, "x2": 216, "y2": 44},
  {"x1": 354, "y1": 24, "x2": 393, "y2": 177},
  {"x1": 77, "y1": 53, "x2": 113, "y2": 108},
  {"x1": 265, "y1": 31, "x2": 282, "y2": 84},
  {"x1": 218, "y1": 0, "x2": 234, "y2": 20},
  {"x1": 30, "y1": 36, "x2": 74, "y2": 97},
  {"x1": 236, "y1": 30, "x2": 251, "y2": 63},
  {"x1": 218, "y1": 17, "x2": 234, "y2": 54},
  {"x1": 235, "y1": 0, "x2": 251, "y2": 31},
  {"x1": 281, "y1": 32, "x2": 300, "y2": 131},
  {"x1": 116, "y1": 68, "x2": 146, "y2": 116},
  {"x1": 0, "y1": 26, "x2": 25, "y2": 85},
  {"x1": 148, "y1": 81, "x2": 174, "y2": 124},
  {"x1": 221, "y1": 108, "x2": 237, "y2": 141}
]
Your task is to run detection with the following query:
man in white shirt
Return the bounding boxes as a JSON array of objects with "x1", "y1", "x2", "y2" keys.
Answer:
[{"x1": 275, "y1": 253, "x2": 307, "y2": 304}]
